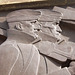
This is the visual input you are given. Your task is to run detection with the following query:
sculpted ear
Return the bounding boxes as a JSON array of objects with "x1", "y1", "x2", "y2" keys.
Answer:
[{"x1": 15, "y1": 23, "x2": 24, "y2": 31}]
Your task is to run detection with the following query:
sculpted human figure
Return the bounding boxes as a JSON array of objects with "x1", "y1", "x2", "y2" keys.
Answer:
[
  {"x1": 6, "y1": 9, "x2": 63, "y2": 75},
  {"x1": 0, "y1": 9, "x2": 41, "y2": 75},
  {"x1": 31, "y1": 9, "x2": 75, "y2": 75},
  {"x1": 52, "y1": 6, "x2": 75, "y2": 75},
  {"x1": 32, "y1": 9, "x2": 73, "y2": 75},
  {"x1": 0, "y1": 8, "x2": 75, "y2": 75}
]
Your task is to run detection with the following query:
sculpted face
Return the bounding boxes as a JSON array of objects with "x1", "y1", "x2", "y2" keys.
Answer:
[
  {"x1": 8, "y1": 20, "x2": 39, "y2": 39},
  {"x1": 6, "y1": 9, "x2": 41, "y2": 39},
  {"x1": 6, "y1": 9, "x2": 63, "y2": 41}
]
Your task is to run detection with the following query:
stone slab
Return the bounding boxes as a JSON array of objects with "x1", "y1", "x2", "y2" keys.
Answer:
[{"x1": 1, "y1": 0, "x2": 75, "y2": 11}]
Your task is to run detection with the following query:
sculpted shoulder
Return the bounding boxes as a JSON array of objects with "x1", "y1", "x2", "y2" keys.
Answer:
[{"x1": 0, "y1": 42, "x2": 19, "y2": 75}]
